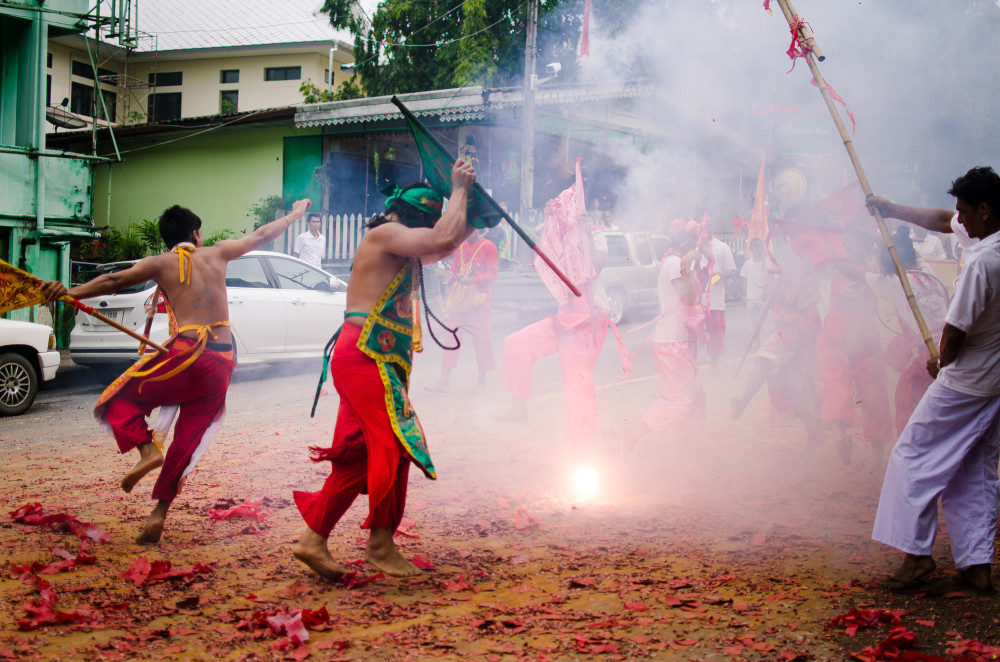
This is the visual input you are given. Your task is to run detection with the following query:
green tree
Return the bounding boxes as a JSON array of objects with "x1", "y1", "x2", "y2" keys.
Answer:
[{"x1": 322, "y1": 0, "x2": 648, "y2": 97}]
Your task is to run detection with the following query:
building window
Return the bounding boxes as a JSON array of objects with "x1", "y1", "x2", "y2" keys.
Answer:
[
  {"x1": 46, "y1": 75, "x2": 51, "y2": 106},
  {"x1": 264, "y1": 66, "x2": 301, "y2": 81},
  {"x1": 324, "y1": 69, "x2": 330, "y2": 84},
  {"x1": 148, "y1": 92, "x2": 182, "y2": 122},
  {"x1": 47, "y1": 53, "x2": 52, "y2": 68},
  {"x1": 148, "y1": 71, "x2": 183, "y2": 86},
  {"x1": 71, "y1": 60, "x2": 115, "y2": 81},
  {"x1": 221, "y1": 69, "x2": 239, "y2": 84},
  {"x1": 70, "y1": 82, "x2": 116, "y2": 121},
  {"x1": 220, "y1": 90, "x2": 238, "y2": 115}
]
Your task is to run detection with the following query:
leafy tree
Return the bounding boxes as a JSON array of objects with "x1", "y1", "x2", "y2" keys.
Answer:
[
  {"x1": 299, "y1": 79, "x2": 334, "y2": 104},
  {"x1": 299, "y1": 77, "x2": 362, "y2": 104},
  {"x1": 247, "y1": 195, "x2": 285, "y2": 230},
  {"x1": 322, "y1": 0, "x2": 648, "y2": 96}
]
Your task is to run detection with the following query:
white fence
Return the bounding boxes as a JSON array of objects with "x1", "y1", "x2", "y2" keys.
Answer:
[
  {"x1": 274, "y1": 210, "x2": 527, "y2": 266},
  {"x1": 274, "y1": 211, "x2": 746, "y2": 266}
]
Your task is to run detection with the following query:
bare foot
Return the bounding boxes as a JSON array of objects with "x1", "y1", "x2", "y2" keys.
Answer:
[
  {"x1": 366, "y1": 528, "x2": 422, "y2": 578},
  {"x1": 958, "y1": 564, "x2": 995, "y2": 594},
  {"x1": 292, "y1": 528, "x2": 347, "y2": 581},
  {"x1": 121, "y1": 444, "x2": 164, "y2": 493},
  {"x1": 883, "y1": 554, "x2": 936, "y2": 591},
  {"x1": 492, "y1": 404, "x2": 527, "y2": 423},
  {"x1": 135, "y1": 516, "x2": 165, "y2": 544}
]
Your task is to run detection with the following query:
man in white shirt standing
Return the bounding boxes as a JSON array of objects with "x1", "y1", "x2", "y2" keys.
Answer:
[
  {"x1": 910, "y1": 225, "x2": 948, "y2": 260},
  {"x1": 293, "y1": 212, "x2": 325, "y2": 268},
  {"x1": 871, "y1": 166, "x2": 1000, "y2": 594},
  {"x1": 702, "y1": 221, "x2": 737, "y2": 369}
]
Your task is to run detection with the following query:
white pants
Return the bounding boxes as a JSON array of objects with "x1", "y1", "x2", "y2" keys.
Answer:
[{"x1": 872, "y1": 381, "x2": 1000, "y2": 568}]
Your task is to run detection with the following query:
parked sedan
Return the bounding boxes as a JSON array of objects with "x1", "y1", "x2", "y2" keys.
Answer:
[
  {"x1": 0, "y1": 318, "x2": 60, "y2": 416},
  {"x1": 70, "y1": 251, "x2": 346, "y2": 371}
]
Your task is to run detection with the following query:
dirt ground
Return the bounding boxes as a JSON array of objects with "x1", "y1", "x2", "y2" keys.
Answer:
[{"x1": 2, "y1": 319, "x2": 1000, "y2": 661}]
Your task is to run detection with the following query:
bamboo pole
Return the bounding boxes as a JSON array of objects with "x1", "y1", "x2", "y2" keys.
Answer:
[
  {"x1": 66, "y1": 295, "x2": 169, "y2": 355},
  {"x1": 774, "y1": 0, "x2": 938, "y2": 361}
]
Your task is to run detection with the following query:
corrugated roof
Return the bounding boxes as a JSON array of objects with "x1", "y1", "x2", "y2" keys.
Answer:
[
  {"x1": 135, "y1": 0, "x2": 352, "y2": 52},
  {"x1": 295, "y1": 82, "x2": 666, "y2": 128}
]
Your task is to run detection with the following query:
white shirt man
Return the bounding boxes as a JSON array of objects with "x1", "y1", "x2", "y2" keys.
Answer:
[
  {"x1": 871, "y1": 170, "x2": 1000, "y2": 594},
  {"x1": 912, "y1": 228, "x2": 947, "y2": 260},
  {"x1": 293, "y1": 214, "x2": 325, "y2": 268}
]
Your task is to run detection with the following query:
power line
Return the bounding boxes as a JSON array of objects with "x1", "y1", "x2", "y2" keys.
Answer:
[{"x1": 347, "y1": 2, "x2": 525, "y2": 71}]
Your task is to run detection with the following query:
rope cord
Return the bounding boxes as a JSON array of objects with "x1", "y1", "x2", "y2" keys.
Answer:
[{"x1": 419, "y1": 269, "x2": 461, "y2": 351}]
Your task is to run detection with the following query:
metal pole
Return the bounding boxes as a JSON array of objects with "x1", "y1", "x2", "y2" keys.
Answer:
[
  {"x1": 519, "y1": 0, "x2": 538, "y2": 236},
  {"x1": 774, "y1": 0, "x2": 937, "y2": 361}
]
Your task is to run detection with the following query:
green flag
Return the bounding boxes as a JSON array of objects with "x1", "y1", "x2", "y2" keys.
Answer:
[{"x1": 393, "y1": 97, "x2": 502, "y2": 229}]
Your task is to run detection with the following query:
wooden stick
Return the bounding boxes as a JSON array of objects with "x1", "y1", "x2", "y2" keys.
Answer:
[
  {"x1": 775, "y1": 0, "x2": 938, "y2": 361},
  {"x1": 66, "y1": 295, "x2": 169, "y2": 354}
]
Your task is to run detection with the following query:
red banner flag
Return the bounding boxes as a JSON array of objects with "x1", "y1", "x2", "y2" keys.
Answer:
[
  {"x1": 747, "y1": 152, "x2": 769, "y2": 257},
  {"x1": 580, "y1": 0, "x2": 591, "y2": 57}
]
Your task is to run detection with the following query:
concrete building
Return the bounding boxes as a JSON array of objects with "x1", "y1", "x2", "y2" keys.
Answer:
[{"x1": 46, "y1": 0, "x2": 354, "y2": 129}]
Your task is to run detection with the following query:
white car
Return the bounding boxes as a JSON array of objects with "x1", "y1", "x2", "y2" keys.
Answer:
[
  {"x1": 0, "y1": 318, "x2": 60, "y2": 416},
  {"x1": 70, "y1": 251, "x2": 347, "y2": 371}
]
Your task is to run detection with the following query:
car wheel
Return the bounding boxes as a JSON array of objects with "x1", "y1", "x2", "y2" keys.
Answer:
[
  {"x1": 607, "y1": 288, "x2": 627, "y2": 325},
  {"x1": 0, "y1": 352, "x2": 39, "y2": 417}
]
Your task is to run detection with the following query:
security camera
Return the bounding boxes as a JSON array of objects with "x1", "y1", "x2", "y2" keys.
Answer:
[{"x1": 545, "y1": 62, "x2": 562, "y2": 75}]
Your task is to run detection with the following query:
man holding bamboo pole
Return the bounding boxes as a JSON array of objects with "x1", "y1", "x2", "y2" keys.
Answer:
[
  {"x1": 39, "y1": 199, "x2": 312, "y2": 544},
  {"x1": 871, "y1": 167, "x2": 1000, "y2": 594}
]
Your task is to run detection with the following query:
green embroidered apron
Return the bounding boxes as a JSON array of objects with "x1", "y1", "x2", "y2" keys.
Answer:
[{"x1": 356, "y1": 261, "x2": 435, "y2": 479}]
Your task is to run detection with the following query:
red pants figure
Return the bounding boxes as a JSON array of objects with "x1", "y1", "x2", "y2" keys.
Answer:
[
  {"x1": 100, "y1": 338, "x2": 234, "y2": 502},
  {"x1": 294, "y1": 323, "x2": 410, "y2": 536},
  {"x1": 502, "y1": 312, "x2": 608, "y2": 450},
  {"x1": 816, "y1": 332, "x2": 892, "y2": 444},
  {"x1": 706, "y1": 310, "x2": 726, "y2": 358},
  {"x1": 442, "y1": 305, "x2": 496, "y2": 372}
]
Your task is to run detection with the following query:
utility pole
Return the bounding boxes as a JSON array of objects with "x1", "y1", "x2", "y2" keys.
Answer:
[{"x1": 519, "y1": 0, "x2": 538, "y2": 233}]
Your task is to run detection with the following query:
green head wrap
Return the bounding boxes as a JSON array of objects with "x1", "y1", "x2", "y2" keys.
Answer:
[{"x1": 380, "y1": 183, "x2": 444, "y2": 227}]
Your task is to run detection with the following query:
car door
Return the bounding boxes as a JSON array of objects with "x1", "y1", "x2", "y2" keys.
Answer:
[
  {"x1": 264, "y1": 255, "x2": 346, "y2": 354},
  {"x1": 225, "y1": 255, "x2": 287, "y2": 358},
  {"x1": 631, "y1": 234, "x2": 659, "y2": 308}
]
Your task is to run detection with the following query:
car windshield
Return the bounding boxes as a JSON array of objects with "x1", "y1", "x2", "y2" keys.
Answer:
[{"x1": 93, "y1": 262, "x2": 154, "y2": 295}]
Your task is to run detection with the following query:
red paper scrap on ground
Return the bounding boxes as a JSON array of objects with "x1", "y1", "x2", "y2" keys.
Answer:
[
  {"x1": 9, "y1": 503, "x2": 110, "y2": 543},
  {"x1": 410, "y1": 555, "x2": 435, "y2": 569},
  {"x1": 828, "y1": 607, "x2": 906, "y2": 637},
  {"x1": 119, "y1": 556, "x2": 214, "y2": 587},
  {"x1": 514, "y1": 508, "x2": 542, "y2": 531},
  {"x1": 208, "y1": 497, "x2": 271, "y2": 523}
]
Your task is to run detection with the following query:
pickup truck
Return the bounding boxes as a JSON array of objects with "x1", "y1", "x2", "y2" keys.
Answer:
[
  {"x1": 0, "y1": 318, "x2": 60, "y2": 416},
  {"x1": 491, "y1": 231, "x2": 670, "y2": 324}
]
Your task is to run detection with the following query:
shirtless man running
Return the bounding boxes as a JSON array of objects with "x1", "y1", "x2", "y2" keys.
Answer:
[
  {"x1": 292, "y1": 159, "x2": 476, "y2": 579},
  {"x1": 41, "y1": 199, "x2": 311, "y2": 543}
]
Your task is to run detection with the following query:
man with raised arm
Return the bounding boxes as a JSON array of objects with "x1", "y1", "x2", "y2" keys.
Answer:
[
  {"x1": 40, "y1": 198, "x2": 312, "y2": 543},
  {"x1": 292, "y1": 159, "x2": 476, "y2": 580},
  {"x1": 867, "y1": 193, "x2": 977, "y2": 256},
  {"x1": 871, "y1": 167, "x2": 1000, "y2": 594}
]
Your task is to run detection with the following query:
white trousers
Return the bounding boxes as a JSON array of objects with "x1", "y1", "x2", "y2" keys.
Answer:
[{"x1": 872, "y1": 381, "x2": 1000, "y2": 568}]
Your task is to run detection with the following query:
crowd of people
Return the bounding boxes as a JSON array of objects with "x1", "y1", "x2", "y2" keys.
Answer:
[{"x1": 37, "y1": 161, "x2": 1000, "y2": 597}]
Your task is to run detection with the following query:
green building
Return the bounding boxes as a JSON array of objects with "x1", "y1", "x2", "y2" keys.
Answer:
[{"x1": 0, "y1": 0, "x2": 132, "y2": 341}]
